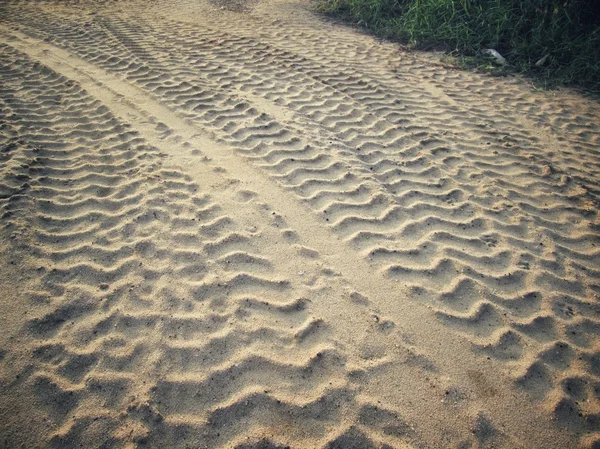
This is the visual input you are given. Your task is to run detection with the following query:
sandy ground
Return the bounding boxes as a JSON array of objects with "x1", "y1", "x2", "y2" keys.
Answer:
[{"x1": 0, "y1": 0, "x2": 599, "y2": 448}]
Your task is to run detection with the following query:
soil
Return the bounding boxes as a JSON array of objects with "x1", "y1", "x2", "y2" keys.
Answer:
[{"x1": 1, "y1": 0, "x2": 599, "y2": 448}]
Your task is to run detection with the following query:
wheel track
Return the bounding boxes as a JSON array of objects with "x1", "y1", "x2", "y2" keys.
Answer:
[
  {"x1": 1, "y1": 2, "x2": 599, "y2": 447},
  {"x1": 0, "y1": 42, "x2": 427, "y2": 449}
]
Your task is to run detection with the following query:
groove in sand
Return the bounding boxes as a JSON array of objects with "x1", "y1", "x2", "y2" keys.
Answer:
[{"x1": 1, "y1": 1, "x2": 599, "y2": 448}]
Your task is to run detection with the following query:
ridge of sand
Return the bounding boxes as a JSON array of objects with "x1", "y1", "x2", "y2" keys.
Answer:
[{"x1": 1, "y1": 1, "x2": 599, "y2": 448}]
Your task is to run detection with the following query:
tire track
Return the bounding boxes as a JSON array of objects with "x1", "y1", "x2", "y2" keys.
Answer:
[
  {"x1": 0, "y1": 1, "x2": 598, "y2": 448},
  {"x1": 0, "y1": 42, "x2": 429, "y2": 449}
]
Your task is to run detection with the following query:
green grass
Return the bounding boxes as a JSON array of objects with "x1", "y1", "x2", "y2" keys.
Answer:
[{"x1": 316, "y1": 0, "x2": 600, "y2": 91}]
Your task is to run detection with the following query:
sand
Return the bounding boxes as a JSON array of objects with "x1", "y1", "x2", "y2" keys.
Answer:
[{"x1": 0, "y1": 0, "x2": 599, "y2": 448}]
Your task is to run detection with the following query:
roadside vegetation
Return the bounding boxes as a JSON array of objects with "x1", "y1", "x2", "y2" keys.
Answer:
[{"x1": 316, "y1": 0, "x2": 600, "y2": 91}]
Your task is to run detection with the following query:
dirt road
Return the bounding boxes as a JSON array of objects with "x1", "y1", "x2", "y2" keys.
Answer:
[{"x1": 1, "y1": 0, "x2": 599, "y2": 448}]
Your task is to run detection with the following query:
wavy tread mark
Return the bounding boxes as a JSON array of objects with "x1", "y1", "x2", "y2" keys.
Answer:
[
  {"x1": 0, "y1": 2, "x2": 599, "y2": 447},
  {"x1": 0, "y1": 44, "x2": 420, "y2": 449}
]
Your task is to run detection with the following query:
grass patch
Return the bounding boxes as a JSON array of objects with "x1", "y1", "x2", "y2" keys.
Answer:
[{"x1": 316, "y1": 0, "x2": 600, "y2": 91}]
